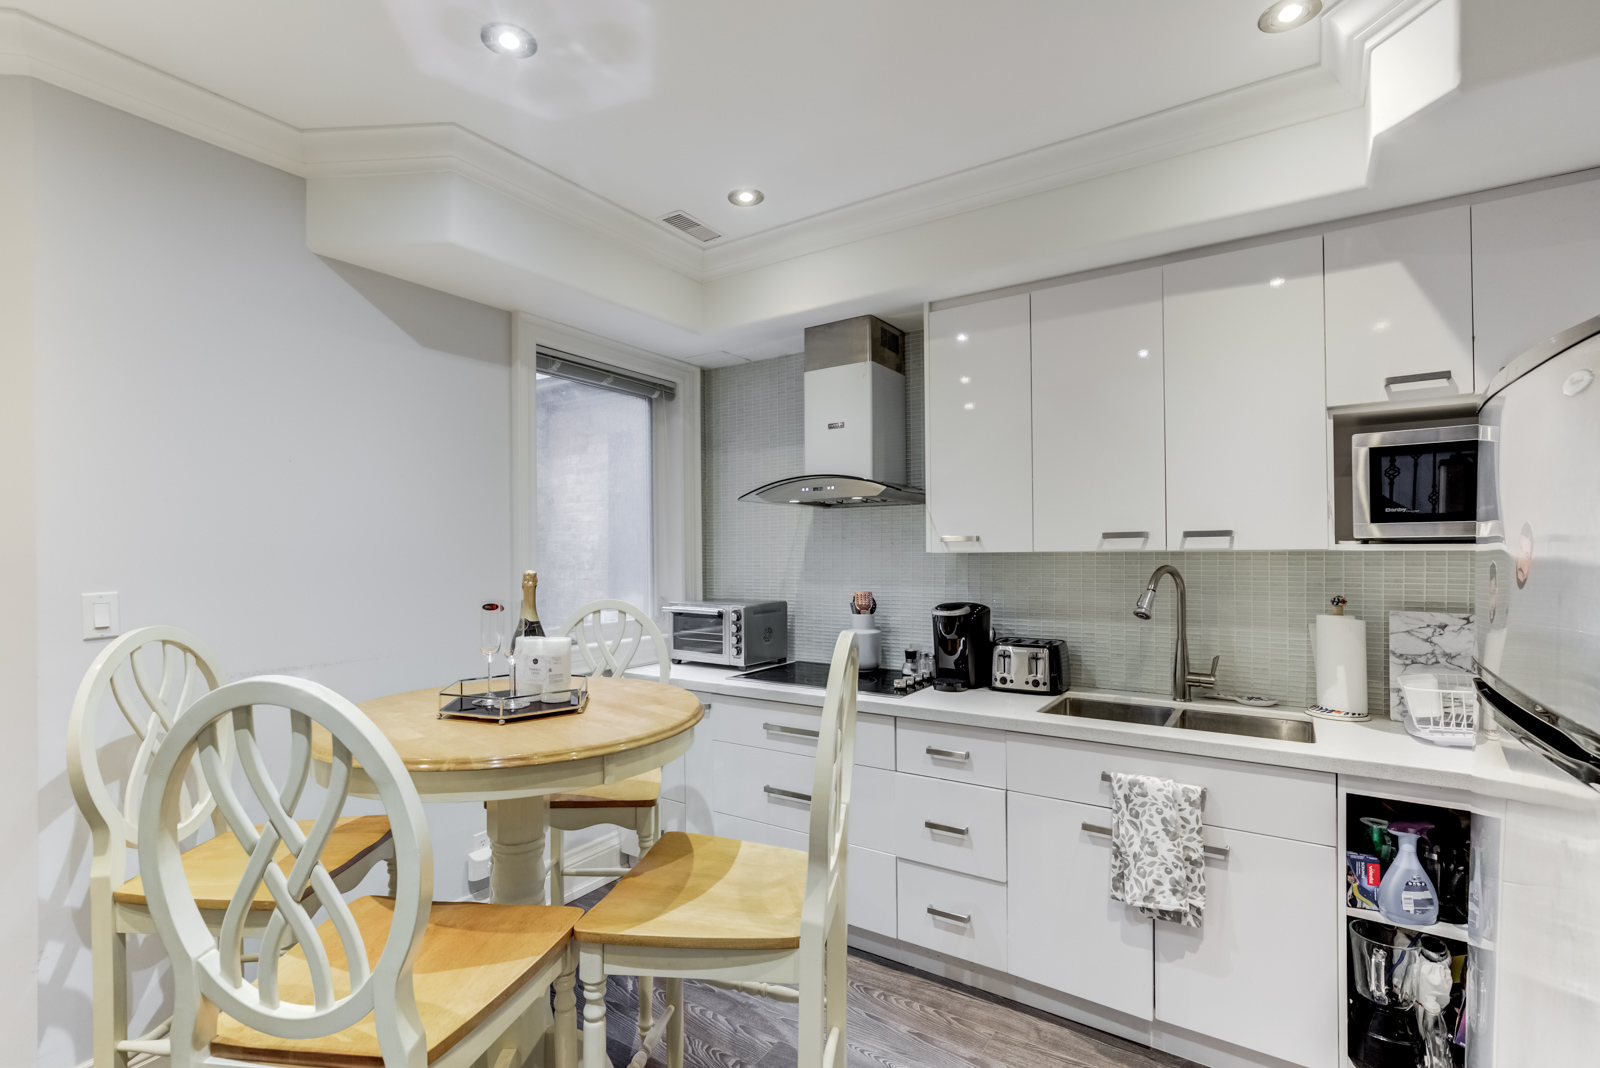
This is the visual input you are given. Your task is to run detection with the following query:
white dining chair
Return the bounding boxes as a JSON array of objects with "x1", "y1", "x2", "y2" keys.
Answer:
[
  {"x1": 138, "y1": 673, "x2": 583, "y2": 1068},
  {"x1": 572, "y1": 630, "x2": 858, "y2": 1068},
  {"x1": 67, "y1": 627, "x2": 395, "y2": 1068},
  {"x1": 548, "y1": 599, "x2": 672, "y2": 906},
  {"x1": 549, "y1": 600, "x2": 672, "y2": 1046}
]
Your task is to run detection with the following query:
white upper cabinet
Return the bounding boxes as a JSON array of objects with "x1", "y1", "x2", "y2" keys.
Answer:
[
  {"x1": 1325, "y1": 206, "x2": 1474, "y2": 406},
  {"x1": 1031, "y1": 268, "x2": 1166, "y2": 551},
  {"x1": 1163, "y1": 237, "x2": 1327, "y2": 550},
  {"x1": 1473, "y1": 177, "x2": 1600, "y2": 388},
  {"x1": 926, "y1": 295, "x2": 1034, "y2": 553}
]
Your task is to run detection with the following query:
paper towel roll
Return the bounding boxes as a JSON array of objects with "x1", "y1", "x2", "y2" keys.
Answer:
[{"x1": 1314, "y1": 614, "x2": 1368, "y2": 716}]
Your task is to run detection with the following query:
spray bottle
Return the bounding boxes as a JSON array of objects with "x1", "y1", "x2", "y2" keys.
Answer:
[{"x1": 1378, "y1": 821, "x2": 1440, "y2": 926}]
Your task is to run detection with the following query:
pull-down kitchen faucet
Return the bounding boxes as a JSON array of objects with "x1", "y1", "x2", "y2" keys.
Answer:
[{"x1": 1134, "y1": 565, "x2": 1219, "y2": 702}]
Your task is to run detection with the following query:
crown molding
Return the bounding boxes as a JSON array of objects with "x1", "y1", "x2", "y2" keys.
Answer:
[
  {"x1": 698, "y1": 0, "x2": 1445, "y2": 279},
  {"x1": 2, "y1": 1, "x2": 1440, "y2": 289},
  {"x1": 0, "y1": 8, "x2": 703, "y2": 277}
]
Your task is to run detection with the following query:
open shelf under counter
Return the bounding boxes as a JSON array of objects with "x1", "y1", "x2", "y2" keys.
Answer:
[{"x1": 1344, "y1": 906, "x2": 1489, "y2": 950}]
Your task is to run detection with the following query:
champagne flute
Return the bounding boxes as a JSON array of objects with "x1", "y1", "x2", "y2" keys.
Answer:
[{"x1": 476, "y1": 602, "x2": 506, "y2": 708}]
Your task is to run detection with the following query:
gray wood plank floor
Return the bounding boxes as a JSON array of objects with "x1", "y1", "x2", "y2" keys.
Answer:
[{"x1": 572, "y1": 888, "x2": 1199, "y2": 1068}]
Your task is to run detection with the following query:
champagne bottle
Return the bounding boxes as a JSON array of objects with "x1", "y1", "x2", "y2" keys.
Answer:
[
  {"x1": 517, "y1": 571, "x2": 545, "y2": 639},
  {"x1": 513, "y1": 571, "x2": 546, "y2": 698}
]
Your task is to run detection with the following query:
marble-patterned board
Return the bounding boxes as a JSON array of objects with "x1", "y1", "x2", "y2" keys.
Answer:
[{"x1": 1390, "y1": 611, "x2": 1476, "y2": 720}]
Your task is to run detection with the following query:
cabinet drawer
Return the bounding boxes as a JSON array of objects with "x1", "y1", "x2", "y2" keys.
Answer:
[
  {"x1": 897, "y1": 721, "x2": 1006, "y2": 788},
  {"x1": 712, "y1": 741, "x2": 815, "y2": 834},
  {"x1": 893, "y1": 774, "x2": 1006, "y2": 881},
  {"x1": 853, "y1": 765, "x2": 895, "y2": 854},
  {"x1": 848, "y1": 845, "x2": 897, "y2": 939},
  {"x1": 710, "y1": 694, "x2": 894, "y2": 769},
  {"x1": 896, "y1": 859, "x2": 1007, "y2": 972},
  {"x1": 1005, "y1": 734, "x2": 1335, "y2": 845}
]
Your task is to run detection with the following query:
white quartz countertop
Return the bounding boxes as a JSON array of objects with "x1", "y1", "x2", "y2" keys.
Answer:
[{"x1": 640, "y1": 662, "x2": 1599, "y2": 809}]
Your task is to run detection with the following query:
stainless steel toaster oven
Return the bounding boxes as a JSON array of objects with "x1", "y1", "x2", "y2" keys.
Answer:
[{"x1": 663, "y1": 601, "x2": 787, "y2": 668}]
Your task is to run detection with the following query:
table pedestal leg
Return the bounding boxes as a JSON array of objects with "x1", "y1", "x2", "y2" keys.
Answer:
[
  {"x1": 487, "y1": 795, "x2": 553, "y2": 1065},
  {"x1": 487, "y1": 795, "x2": 550, "y2": 906}
]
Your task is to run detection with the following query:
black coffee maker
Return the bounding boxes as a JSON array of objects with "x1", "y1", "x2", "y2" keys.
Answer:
[{"x1": 932, "y1": 602, "x2": 993, "y2": 691}]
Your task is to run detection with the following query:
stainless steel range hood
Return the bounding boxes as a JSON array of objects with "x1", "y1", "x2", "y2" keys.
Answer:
[{"x1": 740, "y1": 315, "x2": 924, "y2": 508}]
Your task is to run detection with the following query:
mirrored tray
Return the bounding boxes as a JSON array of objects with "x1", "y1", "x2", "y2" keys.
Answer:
[{"x1": 438, "y1": 674, "x2": 589, "y2": 724}]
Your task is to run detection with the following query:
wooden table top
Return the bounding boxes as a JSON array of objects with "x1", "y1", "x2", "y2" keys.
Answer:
[{"x1": 312, "y1": 677, "x2": 702, "y2": 773}]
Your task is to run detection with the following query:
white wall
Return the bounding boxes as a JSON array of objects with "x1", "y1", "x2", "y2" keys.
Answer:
[
  {"x1": 1, "y1": 73, "x2": 42, "y2": 1068},
  {"x1": 25, "y1": 82, "x2": 516, "y2": 1066}
]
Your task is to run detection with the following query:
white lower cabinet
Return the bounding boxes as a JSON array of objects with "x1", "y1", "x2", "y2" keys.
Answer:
[
  {"x1": 1153, "y1": 826, "x2": 1338, "y2": 1068},
  {"x1": 1006, "y1": 793, "x2": 1153, "y2": 1021},
  {"x1": 848, "y1": 844, "x2": 898, "y2": 938},
  {"x1": 895, "y1": 858, "x2": 1008, "y2": 972}
]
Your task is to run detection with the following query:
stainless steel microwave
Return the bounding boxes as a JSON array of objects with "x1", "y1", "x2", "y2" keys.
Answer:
[
  {"x1": 662, "y1": 601, "x2": 787, "y2": 668},
  {"x1": 1352, "y1": 424, "x2": 1495, "y2": 541}
]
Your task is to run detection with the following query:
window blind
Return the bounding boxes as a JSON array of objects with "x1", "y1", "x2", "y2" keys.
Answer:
[{"x1": 536, "y1": 346, "x2": 677, "y2": 401}]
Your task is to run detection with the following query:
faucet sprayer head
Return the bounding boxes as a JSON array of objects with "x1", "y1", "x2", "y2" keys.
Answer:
[{"x1": 1133, "y1": 587, "x2": 1156, "y2": 620}]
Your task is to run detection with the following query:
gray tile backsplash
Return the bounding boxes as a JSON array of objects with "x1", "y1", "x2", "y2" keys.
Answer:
[{"x1": 702, "y1": 333, "x2": 1474, "y2": 711}]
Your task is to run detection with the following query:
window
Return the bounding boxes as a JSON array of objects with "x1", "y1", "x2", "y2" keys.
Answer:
[{"x1": 535, "y1": 373, "x2": 654, "y2": 625}]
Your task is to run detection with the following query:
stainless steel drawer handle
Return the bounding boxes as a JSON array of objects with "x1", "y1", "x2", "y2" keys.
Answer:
[
  {"x1": 763, "y1": 785, "x2": 812, "y2": 803},
  {"x1": 926, "y1": 906, "x2": 971, "y2": 924},
  {"x1": 763, "y1": 723, "x2": 819, "y2": 739},
  {"x1": 1100, "y1": 771, "x2": 1208, "y2": 805},
  {"x1": 1386, "y1": 370, "x2": 1454, "y2": 388},
  {"x1": 1101, "y1": 531, "x2": 1150, "y2": 540},
  {"x1": 925, "y1": 746, "x2": 971, "y2": 760},
  {"x1": 940, "y1": 535, "x2": 980, "y2": 543},
  {"x1": 924, "y1": 820, "x2": 970, "y2": 836},
  {"x1": 1081, "y1": 821, "x2": 1229, "y2": 860}
]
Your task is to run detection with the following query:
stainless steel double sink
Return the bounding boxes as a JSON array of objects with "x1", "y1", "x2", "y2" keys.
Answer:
[{"x1": 1042, "y1": 696, "x2": 1316, "y2": 743}]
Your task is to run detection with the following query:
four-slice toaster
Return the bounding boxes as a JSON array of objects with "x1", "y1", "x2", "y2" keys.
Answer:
[{"x1": 990, "y1": 637, "x2": 1069, "y2": 694}]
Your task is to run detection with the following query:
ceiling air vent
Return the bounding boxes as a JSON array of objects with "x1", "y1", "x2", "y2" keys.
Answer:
[{"x1": 660, "y1": 210, "x2": 722, "y2": 242}]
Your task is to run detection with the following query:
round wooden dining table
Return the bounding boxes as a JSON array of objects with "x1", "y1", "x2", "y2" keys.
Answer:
[{"x1": 311, "y1": 676, "x2": 702, "y2": 906}]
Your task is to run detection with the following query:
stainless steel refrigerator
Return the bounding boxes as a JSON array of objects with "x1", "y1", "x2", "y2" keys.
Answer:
[{"x1": 1476, "y1": 314, "x2": 1600, "y2": 787}]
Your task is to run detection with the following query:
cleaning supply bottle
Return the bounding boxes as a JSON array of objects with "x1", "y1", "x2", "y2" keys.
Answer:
[{"x1": 1378, "y1": 821, "x2": 1440, "y2": 926}]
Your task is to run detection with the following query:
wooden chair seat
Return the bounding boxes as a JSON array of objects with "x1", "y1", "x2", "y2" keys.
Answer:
[
  {"x1": 213, "y1": 896, "x2": 582, "y2": 1067},
  {"x1": 574, "y1": 832, "x2": 806, "y2": 951},
  {"x1": 113, "y1": 815, "x2": 392, "y2": 911},
  {"x1": 549, "y1": 769, "x2": 661, "y2": 809}
]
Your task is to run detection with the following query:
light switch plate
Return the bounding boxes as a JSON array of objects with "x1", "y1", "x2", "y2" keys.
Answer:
[{"x1": 81, "y1": 592, "x2": 120, "y2": 641}]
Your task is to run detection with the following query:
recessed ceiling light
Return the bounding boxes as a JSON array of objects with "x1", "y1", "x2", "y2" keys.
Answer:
[
  {"x1": 481, "y1": 23, "x2": 537, "y2": 58},
  {"x1": 1258, "y1": 0, "x2": 1321, "y2": 32},
  {"x1": 956, "y1": 333, "x2": 968, "y2": 342},
  {"x1": 1269, "y1": 276, "x2": 1287, "y2": 288},
  {"x1": 728, "y1": 188, "x2": 764, "y2": 207},
  {"x1": 963, "y1": 402, "x2": 975, "y2": 410},
  {"x1": 959, "y1": 375, "x2": 971, "y2": 384}
]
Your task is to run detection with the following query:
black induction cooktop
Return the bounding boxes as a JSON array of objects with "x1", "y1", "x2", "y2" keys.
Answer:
[{"x1": 733, "y1": 660, "x2": 911, "y2": 698}]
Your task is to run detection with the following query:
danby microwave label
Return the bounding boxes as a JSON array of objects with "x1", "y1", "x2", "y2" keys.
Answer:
[{"x1": 828, "y1": 421, "x2": 845, "y2": 429}]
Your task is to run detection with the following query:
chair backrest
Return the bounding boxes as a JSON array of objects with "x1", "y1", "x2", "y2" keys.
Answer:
[
  {"x1": 799, "y1": 631, "x2": 858, "y2": 1068},
  {"x1": 138, "y1": 676, "x2": 432, "y2": 1068},
  {"x1": 68, "y1": 626, "x2": 231, "y2": 870},
  {"x1": 558, "y1": 599, "x2": 670, "y2": 683}
]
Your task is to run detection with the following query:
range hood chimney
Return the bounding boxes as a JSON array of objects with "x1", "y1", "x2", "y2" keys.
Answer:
[{"x1": 740, "y1": 315, "x2": 924, "y2": 507}]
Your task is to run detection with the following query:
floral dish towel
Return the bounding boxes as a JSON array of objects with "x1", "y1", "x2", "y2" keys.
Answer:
[{"x1": 1108, "y1": 771, "x2": 1207, "y2": 928}]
